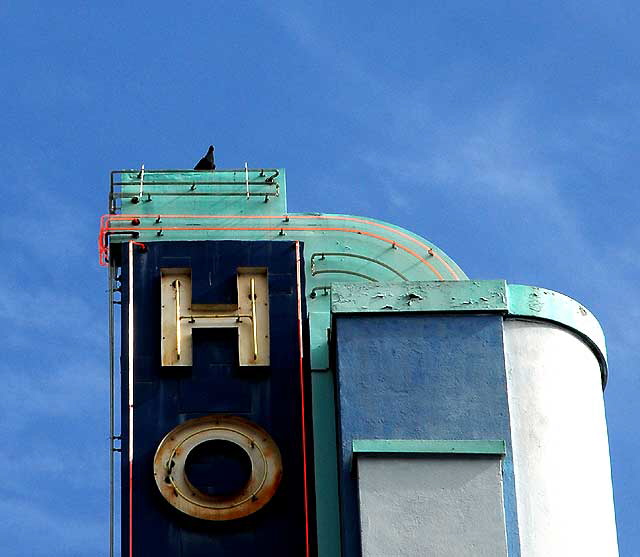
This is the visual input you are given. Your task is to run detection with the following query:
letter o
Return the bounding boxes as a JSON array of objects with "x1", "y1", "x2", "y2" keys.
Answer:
[{"x1": 153, "y1": 415, "x2": 282, "y2": 520}]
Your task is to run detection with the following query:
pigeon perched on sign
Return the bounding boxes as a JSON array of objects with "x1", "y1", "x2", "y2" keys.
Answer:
[{"x1": 194, "y1": 145, "x2": 215, "y2": 170}]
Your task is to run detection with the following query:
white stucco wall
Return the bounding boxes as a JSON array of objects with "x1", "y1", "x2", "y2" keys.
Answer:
[
  {"x1": 357, "y1": 456, "x2": 508, "y2": 557},
  {"x1": 504, "y1": 319, "x2": 618, "y2": 556}
]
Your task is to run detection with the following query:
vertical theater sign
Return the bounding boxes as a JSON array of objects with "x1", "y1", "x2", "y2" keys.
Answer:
[{"x1": 101, "y1": 166, "x2": 618, "y2": 556}]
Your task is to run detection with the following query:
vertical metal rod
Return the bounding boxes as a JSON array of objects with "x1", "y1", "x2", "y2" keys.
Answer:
[
  {"x1": 245, "y1": 162, "x2": 249, "y2": 200},
  {"x1": 250, "y1": 277, "x2": 258, "y2": 360},
  {"x1": 110, "y1": 171, "x2": 116, "y2": 214},
  {"x1": 128, "y1": 241, "x2": 135, "y2": 557},
  {"x1": 175, "y1": 280, "x2": 181, "y2": 360},
  {"x1": 138, "y1": 164, "x2": 145, "y2": 200},
  {"x1": 108, "y1": 260, "x2": 115, "y2": 557}
]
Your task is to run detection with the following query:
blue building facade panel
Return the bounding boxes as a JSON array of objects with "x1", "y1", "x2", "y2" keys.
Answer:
[{"x1": 334, "y1": 314, "x2": 520, "y2": 557}]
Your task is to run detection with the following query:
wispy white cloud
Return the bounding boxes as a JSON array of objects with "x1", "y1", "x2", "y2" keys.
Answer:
[
  {"x1": 268, "y1": 1, "x2": 640, "y2": 371},
  {"x1": 267, "y1": 3, "x2": 376, "y2": 87},
  {"x1": 0, "y1": 93, "x2": 111, "y2": 552},
  {"x1": 272, "y1": 9, "x2": 639, "y2": 534},
  {"x1": 359, "y1": 96, "x2": 640, "y2": 345}
]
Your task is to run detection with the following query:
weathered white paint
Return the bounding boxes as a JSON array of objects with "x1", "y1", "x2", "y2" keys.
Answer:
[
  {"x1": 357, "y1": 456, "x2": 508, "y2": 557},
  {"x1": 504, "y1": 319, "x2": 618, "y2": 556},
  {"x1": 159, "y1": 267, "x2": 270, "y2": 366}
]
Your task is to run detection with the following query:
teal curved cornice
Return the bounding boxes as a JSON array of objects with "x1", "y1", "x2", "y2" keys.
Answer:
[
  {"x1": 106, "y1": 168, "x2": 467, "y2": 283},
  {"x1": 506, "y1": 284, "x2": 607, "y2": 386},
  {"x1": 331, "y1": 280, "x2": 608, "y2": 387}
]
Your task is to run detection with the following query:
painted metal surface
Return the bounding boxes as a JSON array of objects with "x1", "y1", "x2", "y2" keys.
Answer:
[
  {"x1": 104, "y1": 169, "x2": 607, "y2": 557},
  {"x1": 118, "y1": 240, "x2": 311, "y2": 556},
  {"x1": 331, "y1": 280, "x2": 608, "y2": 386},
  {"x1": 332, "y1": 280, "x2": 508, "y2": 313},
  {"x1": 352, "y1": 439, "x2": 506, "y2": 455},
  {"x1": 111, "y1": 168, "x2": 287, "y2": 216},
  {"x1": 356, "y1": 456, "x2": 508, "y2": 557},
  {"x1": 101, "y1": 213, "x2": 464, "y2": 284},
  {"x1": 101, "y1": 169, "x2": 467, "y2": 372},
  {"x1": 160, "y1": 268, "x2": 270, "y2": 367},
  {"x1": 103, "y1": 163, "x2": 623, "y2": 557},
  {"x1": 507, "y1": 283, "x2": 607, "y2": 375},
  {"x1": 104, "y1": 168, "x2": 467, "y2": 556},
  {"x1": 504, "y1": 320, "x2": 619, "y2": 556},
  {"x1": 310, "y1": 370, "x2": 341, "y2": 557},
  {"x1": 102, "y1": 212, "x2": 466, "y2": 374},
  {"x1": 333, "y1": 314, "x2": 520, "y2": 557},
  {"x1": 153, "y1": 415, "x2": 283, "y2": 520}
]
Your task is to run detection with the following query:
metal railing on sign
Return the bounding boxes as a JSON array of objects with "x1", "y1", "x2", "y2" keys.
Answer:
[{"x1": 109, "y1": 168, "x2": 281, "y2": 214}]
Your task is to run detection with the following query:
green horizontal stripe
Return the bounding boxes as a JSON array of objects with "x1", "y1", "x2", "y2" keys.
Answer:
[{"x1": 352, "y1": 439, "x2": 506, "y2": 455}]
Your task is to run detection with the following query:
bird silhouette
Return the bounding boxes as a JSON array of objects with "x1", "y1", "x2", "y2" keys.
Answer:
[{"x1": 194, "y1": 145, "x2": 215, "y2": 170}]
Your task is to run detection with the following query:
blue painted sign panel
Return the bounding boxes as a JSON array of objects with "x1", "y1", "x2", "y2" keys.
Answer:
[{"x1": 118, "y1": 241, "x2": 313, "y2": 556}]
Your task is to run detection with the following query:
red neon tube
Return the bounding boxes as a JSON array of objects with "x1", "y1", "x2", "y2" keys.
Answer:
[{"x1": 295, "y1": 241, "x2": 311, "y2": 557}]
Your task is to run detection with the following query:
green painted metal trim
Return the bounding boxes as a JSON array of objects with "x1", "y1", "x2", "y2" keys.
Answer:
[
  {"x1": 330, "y1": 280, "x2": 608, "y2": 387},
  {"x1": 332, "y1": 280, "x2": 508, "y2": 314},
  {"x1": 115, "y1": 168, "x2": 288, "y2": 216},
  {"x1": 311, "y1": 372, "x2": 342, "y2": 557},
  {"x1": 310, "y1": 312, "x2": 331, "y2": 370},
  {"x1": 352, "y1": 439, "x2": 506, "y2": 455},
  {"x1": 506, "y1": 284, "x2": 607, "y2": 362},
  {"x1": 506, "y1": 284, "x2": 608, "y2": 388}
]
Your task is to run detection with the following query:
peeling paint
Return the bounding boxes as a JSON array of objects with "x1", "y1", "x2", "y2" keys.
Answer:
[
  {"x1": 528, "y1": 292, "x2": 543, "y2": 313},
  {"x1": 332, "y1": 280, "x2": 509, "y2": 314},
  {"x1": 331, "y1": 281, "x2": 607, "y2": 386}
]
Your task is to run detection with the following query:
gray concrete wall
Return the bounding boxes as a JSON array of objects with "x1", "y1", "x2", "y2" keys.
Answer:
[{"x1": 357, "y1": 455, "x2": 508, "y2": 557}]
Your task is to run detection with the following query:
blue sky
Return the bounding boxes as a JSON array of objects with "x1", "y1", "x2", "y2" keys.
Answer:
[{"x1": 1, "y1": 2, "x2": 638, "y2": 555}]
